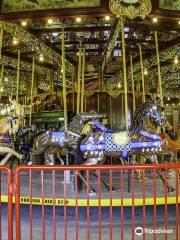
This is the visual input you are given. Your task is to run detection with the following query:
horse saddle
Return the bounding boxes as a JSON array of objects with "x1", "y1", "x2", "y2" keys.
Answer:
[
  {"x1": 105, "y1": 131, "x2": 130, "y2": 152},
  {"x1": 111, "y1": 131, "x2": 129, "y2": 146},
  {"x1": 0, "y1": 134, "x2": 10, "y2": 143}
]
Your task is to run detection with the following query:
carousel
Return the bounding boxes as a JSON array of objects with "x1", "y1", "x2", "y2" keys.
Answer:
[{"x1": 0, "y1": 0, "x2": 179, "y2": 201}]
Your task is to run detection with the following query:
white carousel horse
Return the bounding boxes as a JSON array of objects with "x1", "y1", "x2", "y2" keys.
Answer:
[{"x1": 0, "y1": 98, "x2": 24, "y2": 165}]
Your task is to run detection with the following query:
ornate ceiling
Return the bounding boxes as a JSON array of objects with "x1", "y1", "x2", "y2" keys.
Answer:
[{"x1": 0, "y1": 0, "x2": 179, "y2": 101}]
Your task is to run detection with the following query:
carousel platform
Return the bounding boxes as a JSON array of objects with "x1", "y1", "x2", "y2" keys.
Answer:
[{"x1": 0, "y1": 169, "x2": 180, "y2": 207}]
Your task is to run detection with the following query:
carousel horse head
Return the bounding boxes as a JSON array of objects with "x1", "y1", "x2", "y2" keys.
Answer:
[
  {"x1": 0, "y1": 98, "x2": 25, "y2": 136},
  {"x1": 69, "y1": 111, "x2": 106, "y2": 134},
  {"x1": 131, "y1": 102, "x2": 165, "y2": 132},
  {"x1": 9, "y1": 97, "x2": 24, "y2": 117}
]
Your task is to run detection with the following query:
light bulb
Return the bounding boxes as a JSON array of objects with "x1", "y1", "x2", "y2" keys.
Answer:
[
  {"x1": 144, "y1": 69, "x2": 148, "y2": 75},
  {"x1": 118, "y1": 83, "x2": 122, "y2": 89},
  {"x1": 152, "y1": 17, "x2": 158, "y2": 23},
  {"x1": 39, "y1": 54, "x2": 44, "y2": 62},
  {"x1": 105, "y1": 16, "x2": 110, "y2": 21},
  {"x1": 47, "y1": 19, "x2": 53, "y2": 25},
  {"x1": 76, "y1": 17, "x2": 82, "y2": 23},
  {"x1": 21, "y1": 21, "x2": 27, "y2": 27},
  {"x1": 12, "y1": 38, "x2": 18, "y2": 45},
  {"x1": 174, "y1": 57, "x2": 179, "y2": 64}
]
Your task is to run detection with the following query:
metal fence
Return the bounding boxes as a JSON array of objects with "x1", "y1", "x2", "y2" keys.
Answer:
[
  {"x1": 0, "y1": 166, "x2": 13, "y2": 240},
  {"x1": 13, "y1": 164, "x2": 180, "y2": 240}
]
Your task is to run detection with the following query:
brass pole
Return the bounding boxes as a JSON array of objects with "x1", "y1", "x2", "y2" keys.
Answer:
[
  {"x1": 10, "y1": 78, "x2": 13, "y2": 99},
  {"x1": 120, "y1": 17, "x2": 128, "y2": 129},
  {"x1": 0, "y1": 64, "x2": 4, "y2": 101},
  {"x1": 72, "y1": 67, "x2": 75, "y2": 113},
  {"x1": 29, "y1": 58, "x2": 35, "y2": 128},
  {"x1": 130, "y1": 54, "x2": 136, "y2": 113},
  {"x1": 139, "y1": 45, "x2": 145, "y2": 103},
  {"x1": 98, "y1": 66, "x2": 101, "y2": 91},
  {"x1": 16, "y1": 50, "x2": 20, "y2": 102},
  {"x1": 110, "y1": 96, "x2": 112, "y2": 130},
  {"x1": 81, "y1": 48, "x2": 85, "y2": 113},
  {"x1": 77, "y1": 46, "x2": 82, "y2": 114},
  {"x1": 97, "y1": 93, "x2": 100, "y2": 112},
  {"x1": 154, "y1": 31, "x2": 163, "y2": 107},
  {"x1": 62, "y1": 30, "x2": 68, "y2": 131},
  {"x1": 85, "y1": 96, "x2": 87, "y2": 111},
  {"x1": 0, "y1": 30, "x2": 3, "y2": 61}
]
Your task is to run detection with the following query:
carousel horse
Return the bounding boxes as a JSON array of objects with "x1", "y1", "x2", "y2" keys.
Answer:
[
  {"x1": 0, "y1": 98, "x2": 24, "y2": 165},
  {"x1": 79, "y1": 102, "x2": 175, "y2": 193},
  {"x1": 32, "y1": 112, "x2": 106, "y2": 165}
]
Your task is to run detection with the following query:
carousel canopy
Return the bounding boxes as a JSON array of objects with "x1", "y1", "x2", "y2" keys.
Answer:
[{"x1": 0, "y1": 0, "x2": 179, "y2": 101}]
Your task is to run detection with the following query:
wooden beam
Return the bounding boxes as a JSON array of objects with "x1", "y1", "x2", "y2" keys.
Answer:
[
  {"x1": 66, "y1": 48, "x2": 104, "y2": 53},
  {"x1": 2, "y1": 50, "x2": 56, "y2": 69},
  {"x1": 29, "y1": 25, "x2": 112, "y2": 34},
  {"x1": 128, "y1": 21, "x2": 180, "y2": 33}
]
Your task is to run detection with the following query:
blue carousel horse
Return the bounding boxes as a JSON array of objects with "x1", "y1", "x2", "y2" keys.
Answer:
[{"x1": 79, "y1": 102, "x2": 175, "y2": 192}]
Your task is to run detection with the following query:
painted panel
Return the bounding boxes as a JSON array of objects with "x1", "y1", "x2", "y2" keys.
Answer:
[
  {"x1": 159, "y1": 0, "x2": 180, "y2": 11},
  {"x1": 1, "y1": 0, "x2": 101, "y2": 13}
]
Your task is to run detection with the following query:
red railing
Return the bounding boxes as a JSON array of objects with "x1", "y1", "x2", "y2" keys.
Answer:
[
  {"x1": 0, "y1": 166, "x2": 13, "y2": 240},
  {"x1": 14, "y1": 164, "x2": 180, "y2": 240}
]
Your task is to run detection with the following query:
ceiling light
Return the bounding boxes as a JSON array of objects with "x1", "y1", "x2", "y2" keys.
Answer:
[
  {"x1": 12, "y1": 38, "x2": 18, "y2": 45},
  {"x1": 21, "y1": 21, "x2": 27, "y2": 27},
  {"x1": 152, "y1": 17, "x2": 158, "y2": 23},
  {"x1": 144, "y1": 69, "x2": 148, "y2": 75},
  {"x1": 105, "y1": 16, "x2": 110, "y2": 21},
  {"x1": 76, "y1": 17, "x2": 82, "y2": 23},
  {"x1": 174, "y1": 57, "x2": 179, "y2": 64},
  {"x1": 167, "y1": 97, "x2": 170, "y2": 101},
  {"x1": 39, "y1": 54, "x2": 44, "y2": 62},
  {"x1": 118, "y1": 83, "x2": 122, "y2": 89},
  {"x1": 178, "y1": 20, "x2": 180, "y2": 25},
  {"x1": 47, "y1": 19, "x2": 53, "y2": 25}
]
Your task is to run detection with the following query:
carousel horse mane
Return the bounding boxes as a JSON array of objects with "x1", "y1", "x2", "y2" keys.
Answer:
[
  {"x1": 69, "y1": 111, "x2": 106, "y2": 134},
  {"x1": 131, "y1": 102, "x2": 162, "y2": 133}
]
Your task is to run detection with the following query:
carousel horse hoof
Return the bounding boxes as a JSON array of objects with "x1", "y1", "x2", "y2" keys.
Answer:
[
  {"x1": 46, "y1": 162, "x2": 54, "y2": 166},
  {"x1": 89, "y1": 189, "x2": 96, "y2": 197},
  {"x1": 168, "y1": 186, "x2": 175, "y2": 193},
  {"x1": 108, "y1": 187, "x2": 116, "y2": 192},
  {"x1": 27, "y1": 161, "x2": 32, "y2": 166}
]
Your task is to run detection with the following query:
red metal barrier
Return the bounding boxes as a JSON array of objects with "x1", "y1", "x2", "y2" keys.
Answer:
[
  {"x1": 14, "y1": 164, "x2": 180, "y2": 240},
  {"x1": 0, "y1": 166, "x2": 13, "y2": 240}
]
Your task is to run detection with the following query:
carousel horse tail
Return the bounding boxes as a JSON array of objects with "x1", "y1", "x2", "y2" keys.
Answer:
[{"x1": 145, "y1": 154, "x2": 174, "y2": 193}]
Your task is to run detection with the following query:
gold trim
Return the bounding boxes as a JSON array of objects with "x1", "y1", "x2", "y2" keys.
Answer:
[{"x1": 109, "y1": 0, "x2": 152, "y2": 19}]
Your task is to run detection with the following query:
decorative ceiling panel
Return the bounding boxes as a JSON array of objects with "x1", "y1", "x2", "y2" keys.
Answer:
[
  {"x1": 159, "y1": 0, "x2": 180, "y2": 11},
  {"x1": 1, "y1": 0, "x2": 101, "y2": 13}
]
